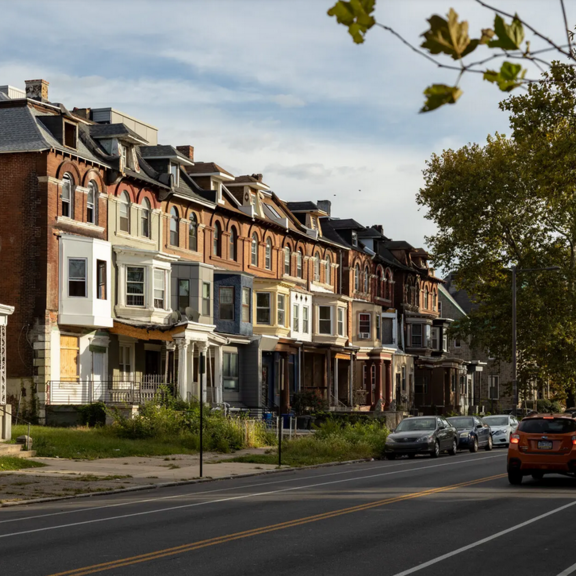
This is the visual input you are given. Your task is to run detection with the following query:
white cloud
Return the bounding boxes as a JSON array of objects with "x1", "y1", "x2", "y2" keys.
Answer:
[{"x1": 271, "y1": 94, "x2": 306, "y2": 108}]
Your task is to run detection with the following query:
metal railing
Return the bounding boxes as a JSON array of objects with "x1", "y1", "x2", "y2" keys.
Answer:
[{"x1": 47, "y1": 376, "x2": 174, "y2": 405}]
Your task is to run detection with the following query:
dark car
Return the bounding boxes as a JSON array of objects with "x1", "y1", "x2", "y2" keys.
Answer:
[
  {"x1": 384, "y1": 416, "x2": 458, "y2": 459},
  {"x1": 447, "y1": 416, "x2": 493, "y2": 452}
]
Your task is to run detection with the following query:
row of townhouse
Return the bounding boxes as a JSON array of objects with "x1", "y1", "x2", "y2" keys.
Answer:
[{"x1": 0, "y1": 79, "x2": 490, "y2": 424}]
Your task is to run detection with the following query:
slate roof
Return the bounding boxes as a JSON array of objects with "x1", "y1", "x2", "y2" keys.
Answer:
[
  {"x1": 0, "y1": 105, "x2": 48, "y2": 152},
  {"x1": 286, "y1": 201, "x2": 318, "y2": 212},
  {"x1": 187, "y1": 162, "x2": 233, "y2": 177},
  {"x1": 327, "y1": 218, "x2": 364, "y2": 230},
  {"x1": 385, "y1": 240, "x2": 414, "y2": 250},
  {"x1": 358, "y1": 226, "x2": 384, "y2": 238},
  {"x1": 90, "y1": 123, "x2": 146, "y2": 142},
  {"x1": 140, "y1": 145, "x2": 192, "y2": 163},
  {"x1": 319, "y1": 218, "x2": 351, "y2": 248}
]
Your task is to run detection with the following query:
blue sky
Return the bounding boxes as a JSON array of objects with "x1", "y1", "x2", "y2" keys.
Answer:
[{"x1": 0, "y1": 0, "x2": 571, "y2": 249}]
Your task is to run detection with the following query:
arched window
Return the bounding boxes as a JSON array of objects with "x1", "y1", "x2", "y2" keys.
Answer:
[
  {"x1": 251, "y1": 233, "x2": 258, "y2": 266},
  {"x1": 229, "y1": 227, "x2": 237, "y2": 261},
  {"x1": 284, "y1": 247, "x2": 291, "y2": 275},
  {"x1": 61, "y1": 173, "x2": 73, "y2": 218},
  {"x1": 364, "y1": 266, "x2": 369, "y2": 293},
  {"x1": 314, "y1": 252, "x2": 320, "y2": 282},
  {"x1": 141, "y1": 198, "x2": 151, "y2": 238},
  {"x1": 354, "y1": 264, "x2": 360, "y2": 292},
  {"x1": 189, "y1": 213, "x2": 197, "y2": 251},
  {"x1": 296, "y1": 250, "x2": 303, "y2": 278},
  {"x1": 265, "y1": 238, "x2": 272, "y2": 270},
  {"x1": 325, "y1": 255, "x2": 331, "y2": 285},
  {"x1": 376, "y1": 267, "x2": 383, "y2": 297},
  {"x1": 119, "y1": 190, "x2": 130, "y2": 232},
  {"x1": 213, "y1": 222, "x2": 221, "y2": 257},
  {"x1": 432, "y1": 289, "x2": 437, "y2": 311},
  {"x1": 170, "y1": 207, "x2": 179, "y2": 246},
  {"x1": 87, "y1": 180, "x2": 97, "y2": 224},
  {"x1": 424, "y1": 287, "x2": 429, "y2": 309}
]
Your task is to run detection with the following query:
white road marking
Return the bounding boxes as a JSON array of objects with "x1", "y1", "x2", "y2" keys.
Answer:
[
  {"x1": 392, "y1": 500, "x2": 576, "y2": 576},
  {"x1": 0, "y1": 453, "x2": 504, "y2": 526},
  {"x1": 557, "y1": 562, "x2": 576, "y2": 576},
  {"x1": 0, "y1": 454, "x2": 505, "y2": 538}
]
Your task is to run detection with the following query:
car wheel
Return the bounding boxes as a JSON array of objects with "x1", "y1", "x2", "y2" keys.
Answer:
[
  {"x1": 469, "y1": 437, "x2": 479, "y2": 453},
  {"x1": 448, "y1": 439, "x2": 457, "y2": 456},
  {"x1": 508, "y1": 470, "x2": 523, "y2": 485},
  {"x1": 385, "y1": 453, "x2": 396, "y2": 460},
  {"x1": 485, "y1": 436, "x2": 493, "y2": 451},
  {"x1": 408, "y1": 453, "x2": 416, "y2": 459},
  {"x1": 531, "y1": 472, "x2": 544, "y2": 481},
  {"x1": 430, "y1": 441, "x2": 440, "y2": 458}
]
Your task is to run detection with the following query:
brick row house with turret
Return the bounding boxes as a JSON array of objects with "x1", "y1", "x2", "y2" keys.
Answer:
[{"x1": 0, "y1": 78, "x2": 486, "y2": 423}]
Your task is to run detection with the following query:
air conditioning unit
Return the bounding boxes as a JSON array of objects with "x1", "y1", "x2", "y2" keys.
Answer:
[{"x1": 359, "y1": 332, "x2": 370, "y2": 339}]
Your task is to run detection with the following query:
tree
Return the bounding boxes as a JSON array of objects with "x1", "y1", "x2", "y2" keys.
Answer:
[
  {"x1": 417, "y1": 64, "x2": 576, "y2": 404},
  {"x1": 328, "y1": 0, "x2": 575, "y2": 112}
]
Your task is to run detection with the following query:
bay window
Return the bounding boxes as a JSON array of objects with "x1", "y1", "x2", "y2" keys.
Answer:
[
  {"x1": 126, "y1": 267, "x2": 145, "y2": 306},
  {"x1": 68, "y1": 258, "x2": 87, "y2": 297},
  {"x1": 277, "y1": 294, "x2": 286, "y2": 326},
  {"x1": 219, "y1": 287, "x2": 234, "y2": 320},
  {"x1": 153, "y1": 269, "x2": 165, "y2": 309},
  {"x1": 358, "y1": 313, "x2": 371, "y2": 338},
  {"x1": 319, "y1": 306, "x2": 332, "y2": 335},
  {"x1": 256, "y1": 292, "x2": 271, "y2": 324}
]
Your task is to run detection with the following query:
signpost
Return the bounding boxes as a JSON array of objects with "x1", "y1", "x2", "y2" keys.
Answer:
[{"x1": 199, "y1": 351, "x2": 205, "y2": 478}]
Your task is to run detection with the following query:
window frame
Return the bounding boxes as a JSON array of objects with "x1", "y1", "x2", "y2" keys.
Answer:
[
  {"x1": 314, "y1": 252, "x2": 320, "y2": 282},
  {"x1": 178, "y1": 279, "x2": 190, "y2": 313},
  {"x1": 153, "y1": 269, "x2": 166, "y2": 309},
  {"x1": 223, "y1": 351, "x2": 239, "y2": 391},
  {"x1": 141, "y1": 198, "x2": 151, "y2": 238},
  {"x1": 219, "y1": 286, "x2": 235, "y2": 321},
  {"x1": 318, "y1": 305, "x2": 332, "y2": 335},
  {"x1": 354, "y1": 264, "x2": 360, "y2": 292},
  {"x1": 256, "y1": 292, "x2": 271, "y2": 325},
  {"x1": 296, "y1": 250, "x2": 303, "y2": 278},
  {"x1": 277, "y1": 294, "x2": 286, "y2": 326},
  {"x1": 87, "y1": 180, "x2": 97, "y2": 224},
  {"x1": 325, "y1": 256, "x2": 331, "y2": 285},
  {"x1": 189, "y1": 213, "x2": 198, "y2": 251},
  {"x1": 229, "y1": 227, "x2": 237, "y2": 261},
  {"x1": 358, "y1": 313, "x2": 371, "y2": 338},
  {"x1": 96, "y1": 260, "x2": 107, "y2": 300},
  {"x1": 265, "y1": 238, "x2": 272, "y2": 270},
  {"x1": 292, "y1": 303, "x2": 299, "y2": 332},
  {"x1": 251, "y1": 233, "x2": 259, "y2": 267},
  {"x1": 411, "y1": 323, "x2": 423, "y2": 347},
  {"x1": 126, "y1": 266, "x2": 145, "y2": 307},
  {"x1": 61, "y1": 173, "x2": 73, "y2": 219},
  {"x1": 68, "y1": 257, "x2": 87, "y2": 298},
  {"x1": 337, "y1": 307, "x2": 345, "y2": 337},
  {"x1": 119, "y1": 191, "x2": 130, "y2": 233},
  {"x1": 284, "y1": 247, "x2": 291, "y2": 275},
  {"x1": 170, "y1": 207, "x2": 180, "y2": 247},
  {"x1": 241, "y1": 287, "x2": 251, "y2": 323},
  {"x1": 364, "y1": 266, "x2": 370, "y2": 293},
  {"x1": 303, "y1": 305, "x2": 309, "y2": 333},
  {"x1": 213, "y1": 222, "x2": 221, "y2": 257},
  {"x1": 202, "y1": 282, "x2": 211, "y2": 316}
]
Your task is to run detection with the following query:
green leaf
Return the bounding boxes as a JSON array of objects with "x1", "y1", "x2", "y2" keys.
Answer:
[
  {"x1": 327, "y1": 0, "x2": 376, "y2": 44},
  {"x1": 420, "y1": 84, "x2": 463, "y2": 113},
  {"x1": 421, "y1": 8, "x2": 477, "y2": 60},
  {"x1": 483, "y1": 61, "x2": 526, "y2": 92},
  {"x1": 488, "y1": 14, "x2": 525, "y2": 50}
]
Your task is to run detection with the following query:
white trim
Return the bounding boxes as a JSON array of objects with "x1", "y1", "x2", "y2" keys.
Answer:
[{"x1": 56, "y1": 216, "x2": 104, "y2": 233}]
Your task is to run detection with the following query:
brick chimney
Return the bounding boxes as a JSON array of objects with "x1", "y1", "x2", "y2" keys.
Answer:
[
  {"x1": 251, "y1": 173, "x2": 263, "y2": 182},
  {"x1": 372, "y1": 224, "x2": 384, "y2": 235},
  {"x1": 317, "y1": 200, "x2": 331, "y2": 216},
  {"x1": 25, "y1": 79, "x2": 49, "y2": 102},
  {"x1": 176, "y1": 145, "x2": 194, "y2": 162}
]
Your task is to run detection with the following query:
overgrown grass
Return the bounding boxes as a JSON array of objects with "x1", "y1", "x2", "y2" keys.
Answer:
[{"x1": 0, "y1": 456, "x2": 46, "y2": 471}]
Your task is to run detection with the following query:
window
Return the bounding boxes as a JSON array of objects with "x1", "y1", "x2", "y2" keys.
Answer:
[
  {"x1": 442, "y1": 332, "x2": 448, "y2": 352},
  {"x1": 377, "y1": 268, "x2": 383, "y2": 297},
  {"x1": 277, "y1": 294, "x2": 286, "y2": 326},
  {"x1": 265, "y1": 238, "x2": 272, "y2": 270},
  {"x1": 314, "y1": 253, "x2": 320, "y2": 282},
  {"x1": 303, "y1": 306, "x2": 309, "y2": 333},
  {"x1": 337, "y1": 307, "x2": 345, "y2": 336},
  {"x1": 119, "y1": 191, "x2": 130, "y2": 233},
  {"x1": 170, "y1": 163, "x2": 179, "y2": 186},
  {"x1": 251, "y1": 233, "x2": 258, "y2": 266},
  {"x1": 178, "y1": 279, "x2": 190, "y2": 313},
  {"x1": 189, "y1": 213, "x2": 198, "y2": 251},
  {"x1": 61, "y1": 174, "x2": 73, "y2": 218},
  {"x1": 119, "y1": 344, "x2": 132, "y2": 379},
  {"x1": 424, "y1": 288, "x2": 429, "y2": 309},
  {"x1": 382, "y1": 317, "x2": 394, "y2": 345},
  {"x1": 432, "y1": 291, "x2": 437, "y2": 311},
  {"x1": 120, "y1": 144, "x2": 127, "y2": 170},
  {"x1": 68, "y1": 258, "x2": 86, "y2": 297},
  {"x1": 376, "y1": 315, "x2": 381, "y2": 340},
  {"x1": 223, "y1": 352, "x2": 239, "y2": 391},
  {"x1": 219, "y1": 287, "x2": 234, "y2": 320},
  {"x1": 126, "y1": 267, "x2": 144, "y2": 306},
  {"x1": 213, "y1": 222, "x2": 221, "y2": 257},
  {"x1": 325, "y1": 256, "x2": 331, "y2": 285},
  {"x1": 87, "y1": 180, "x2": 97, "y2": 224},
  {"x1": 359, "y1": 313, "x2": 371, "y2": 338},
  {"x1": 489, "y1": 376, "x2": 500, "y2": 400},
  {"x1": 296, "y1": 250, "x2": 303, "y2": 278},
  {"x1": 256, "y1": 293, "x2": 271, "y2": 324},
  {"x1": 402, "y1": 366, "x2": 406, "y2": 392},
  {"x1": 354, "y1": 264, "x2": 360, "y2": 292},
  {"x1": 141, "y1": 198, "x2": 151, "y2": 238},
  {"x1": 64, "y1": 121, "x2": 77, "y2": 149},
  {"x1": 170, "y1": 207, "x2": 179, "y2": 246},
  {"x1": 229, "y1": 227, "x2": 237, "y2": 261},
  {"x1": 454, "y1": 338, "x2": 461, "y2": 348},
  {"x1": 319, "y1": 306, "x2": 332, "y2": 335},
  {"x1": 431, "y1": 327, "x2": 440, "y2": 350},
  {"x1": 351, "y1": 231, "x2": 358, "y2": 247},
  {"x1": 284, "y1": 248, "x2": 291, "y2": 275},
  {"x1": 293, "y1": 304, "x2": 299, "y2": 332},
  {"x1": 96, "y1": 260, "x2": 106, "y2": 300},
  {"x1": 411, "y1": 324, "x2": 422, "y2": 347},
  {"x1": 364, "y1": 266, "x2": 369, "y2": 293},
  {"x1": 242, "y1": 287, "x2": 250, "y2": 322},
  {"x1": 202, "y1": 282, "x2": 211, "y2": 316},
  {"x1": 371, "y1": 365, "x2": 376, "y2": 390},
  {"x1": 451, "y1": 373, "x2": 456, "y2": 393},
  {"x1": 438, "y1": 300, "x2": 443, "y2": 316},
  {"x1": 153, "y1": 269, "x2": 165, "y2": 309}
]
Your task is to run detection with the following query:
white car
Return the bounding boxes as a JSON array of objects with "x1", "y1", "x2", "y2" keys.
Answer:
[{"x1": 482, "y1": 414, "x2": 519, "y2": 447}]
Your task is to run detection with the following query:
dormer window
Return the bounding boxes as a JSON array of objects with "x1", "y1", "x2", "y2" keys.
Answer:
[
  {"x1": 120, "y1": 144, "x2": 127, "y2": 171},
  {"x1": 170, "y1": 164, "x2": 180, "y2": 187},
  {"x1": 63, "y1": 121, "x2": 77, "y2": 149},
  {"x1": 351, "y1": 231, "x2": 358, "y2": 247}
]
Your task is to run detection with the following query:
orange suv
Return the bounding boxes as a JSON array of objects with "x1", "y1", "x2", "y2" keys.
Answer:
[{"x1": 507, "y1": 414, "x2": 576, "y2": 484}]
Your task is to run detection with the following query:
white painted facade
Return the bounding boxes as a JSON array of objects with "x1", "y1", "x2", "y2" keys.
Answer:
[{"x1": 289, "y1": 290, "x2": 312, "y2": 342}]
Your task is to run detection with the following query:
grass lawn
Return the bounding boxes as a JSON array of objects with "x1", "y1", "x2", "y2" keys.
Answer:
[
  {"x1": 11, "y1": 425, "x2": 200, "y2": 460},
  {"x1": 0, "y1": 456, "x2": 46, "y2": 472}
]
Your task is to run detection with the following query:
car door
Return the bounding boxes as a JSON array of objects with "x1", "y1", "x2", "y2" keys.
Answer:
[
  {"x1": 443, "y1": 418, "x2": 456, "y2": 447},
  {"x1": 438, "y1": 418, "x2": 450, "y2": 449},
  {"x1": 475, "y1": 417, "x2": 488, "y2": 445}
]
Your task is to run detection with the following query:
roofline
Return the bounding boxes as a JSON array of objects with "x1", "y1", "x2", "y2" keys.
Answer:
[
  {"x1": 91, "y1": 107, "x2": 158, "y2": 130},
  {"x1": 172, "y1": 192, "x2": 216, "y2": 209},
  {"x1": 141, "y1": 154, "x2": 194, "y2": 166},
  {"x1": 187, "y1": 171, "x2": 234, "y2": 181}
]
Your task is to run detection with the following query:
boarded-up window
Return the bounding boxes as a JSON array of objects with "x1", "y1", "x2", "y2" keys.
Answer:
[
  {"x1": 60, "y1": 336, "x2": 79, "y2": 382},
  {"x1": 382, "y1": 318, "x2": 394, "y2": 345}
]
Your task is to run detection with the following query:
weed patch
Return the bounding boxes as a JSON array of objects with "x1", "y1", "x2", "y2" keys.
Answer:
[{"x1": 0, "y1": 457, "x2": 45, "y2": 471}]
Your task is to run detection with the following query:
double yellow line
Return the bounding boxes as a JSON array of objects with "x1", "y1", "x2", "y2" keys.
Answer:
[{"x1": 49, "y1": 472, "x2": 506, "y2": 576}]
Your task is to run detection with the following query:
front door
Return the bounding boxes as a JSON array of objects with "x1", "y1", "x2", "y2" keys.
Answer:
[
  {"x1": 92, "y1": 350, "x2": 106, "y2": 402},
  {"x1": 59, "y1": 335, "x2": 80, "y2": 404}
]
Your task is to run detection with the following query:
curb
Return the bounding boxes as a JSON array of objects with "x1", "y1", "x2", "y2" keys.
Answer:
[{"x1": 0, "y1": 458, "x2": 374, "y2": 508}]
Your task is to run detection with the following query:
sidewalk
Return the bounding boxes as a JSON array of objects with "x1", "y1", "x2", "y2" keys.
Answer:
[{"x1": 0, "y1": 448, "x2": 280, "y2": 504}]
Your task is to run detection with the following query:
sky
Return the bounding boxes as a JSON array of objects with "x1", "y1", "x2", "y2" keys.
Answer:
[{"x1": 0, "y1": 0, "x2": 572, "y2": 250}]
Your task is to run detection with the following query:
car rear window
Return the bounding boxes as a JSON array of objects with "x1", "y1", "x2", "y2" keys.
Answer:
[
  {"x1": 518, "y1": 418, "x2": 576, "y2": 434},
  {"x1": 448, "y1": 417, "x2": 474, "y2": 428}
]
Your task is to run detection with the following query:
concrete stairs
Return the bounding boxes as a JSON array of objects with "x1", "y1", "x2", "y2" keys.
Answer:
[{"x1": 0, "y1": 441, "x2": 36, "y2": 459}]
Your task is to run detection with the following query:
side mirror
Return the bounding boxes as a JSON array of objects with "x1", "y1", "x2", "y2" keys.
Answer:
[{"x1": 476, "y1": 424, "x2": 483, "y2": 429}]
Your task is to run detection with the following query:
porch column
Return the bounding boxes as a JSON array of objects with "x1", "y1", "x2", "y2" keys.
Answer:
[
  {"x1": 334, "y1": 357, "x2": 339, "y2": 407},
  {"x1": 176, "y1": 340, "x2": 189, "y2": 401},
  {"x1": 280, "y1": 352, "x2": 290, "y2": 414},
  {"x1": 384, "y1": 360, "x2": 393, "y2": 410},
  {"x1": 214, "y1": 345, "x2": 223, "y2": 405},
  {"x1": 349, "y1": 354, "x2": 354, "y2": 406},
  {"x1": 326, "y1": 349, "x2": 332, "y2": 405},
  {"x1": 198, "y1": 342, "x2": 208, "y2": 404},
  {"x1": 187, "y1": 342, "x2": 195, "y2": 401},
  {"x1": 373, "y1": 359, "x2": 383, "y2": 409}
]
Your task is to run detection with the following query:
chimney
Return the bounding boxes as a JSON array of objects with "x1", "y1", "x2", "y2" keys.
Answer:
[
  {"x1": 372, "y1": 224, "x2": 384, "y2": 235},
  {"x1": 251, "y1": 173, "x2": 263, "y2": 182},
  {"x1": 72, "y1": 107, "x2": 92, "y2": 120},
  {"x1": 176, "y1": 145, "x2": 194, "y2": 162},
  {"x1": 25, "y1": 79, "x2": 49, "y2": 102},
  {"x1": 317, "y1": 200, "x2": 331, "y2": 216}
]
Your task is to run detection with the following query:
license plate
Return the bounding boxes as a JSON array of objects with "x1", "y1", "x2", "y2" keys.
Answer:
[{"x1": 538, "y1": 440, "x2": 553, "y2": 450}]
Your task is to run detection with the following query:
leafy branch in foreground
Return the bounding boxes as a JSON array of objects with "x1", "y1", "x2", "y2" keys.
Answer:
[{"x1": 327, "y1": 0, "x2": 574, "y2": 112}]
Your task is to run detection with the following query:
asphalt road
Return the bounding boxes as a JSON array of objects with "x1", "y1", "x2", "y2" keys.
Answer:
[{"x1": 2, "y1": 448, "x2": 576, "y2": 576}]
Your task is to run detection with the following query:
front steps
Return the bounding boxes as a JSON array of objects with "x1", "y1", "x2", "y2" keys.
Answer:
[{"x1": 0, "y1": 441, "x2": 36, "y2": 459}]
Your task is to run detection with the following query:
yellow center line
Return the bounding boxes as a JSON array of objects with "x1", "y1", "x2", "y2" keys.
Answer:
[{"x1": 48, "y1": 473, "x2": 506, "y2": 576}]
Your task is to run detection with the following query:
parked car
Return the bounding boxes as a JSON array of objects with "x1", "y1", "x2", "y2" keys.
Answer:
[
  {"x1": 447, "y1": 416, "x2": 493, "y2": 452},
  {"x1": 482, "y1": 414, "x2": 518, "y2": 447},
  {"x1": 384, "y1": 416, "x2": 458, "y2": 459},
  {"x1": 507, "y1": 414, "x2": 576, "y2": 484}
]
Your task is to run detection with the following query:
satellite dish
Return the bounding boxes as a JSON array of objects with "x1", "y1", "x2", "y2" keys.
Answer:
[
  {"x1": 169, "y1": 310, "x2": 180, "y2": 324},
  {"x1": 185, "y1": 307, "x2": 200, "y2": 322}
]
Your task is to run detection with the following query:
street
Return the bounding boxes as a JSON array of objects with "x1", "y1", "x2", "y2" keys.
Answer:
[{"x1": 1, "y1": 450, "x2": 576, "y2": 575}]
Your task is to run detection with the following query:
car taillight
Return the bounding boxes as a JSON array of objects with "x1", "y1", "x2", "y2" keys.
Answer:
[
  {"x1": 510, "y1": 434, "x2": 520, "y2": 444},
  {"x1": 572, "y1": 436, "x2": 576, "y2": 446}
]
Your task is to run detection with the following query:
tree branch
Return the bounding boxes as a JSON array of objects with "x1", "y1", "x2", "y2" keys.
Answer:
[{"x1": 560, "y1": 0, "x2": 573, "y2": 58}]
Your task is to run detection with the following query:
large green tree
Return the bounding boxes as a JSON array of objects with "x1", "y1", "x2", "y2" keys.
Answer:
[{"x1": 417, "y1": 64, "x2": 576, "y2": 404}]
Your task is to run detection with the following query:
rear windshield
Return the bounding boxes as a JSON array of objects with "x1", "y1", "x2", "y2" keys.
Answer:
[
  {"x1": 483, "y1": 416, "x2": 509, "y2": 426},
  {"x1": 396, "y1": 418, "x2": 437, "y2": 432},
  {"x1": 448, "y1": 417, "x2": 474, "y2": 428},
  {"x1": 518, "y1": 418, "x2": 576, "y2": 434}
]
